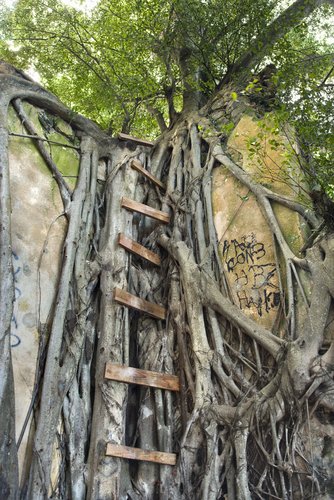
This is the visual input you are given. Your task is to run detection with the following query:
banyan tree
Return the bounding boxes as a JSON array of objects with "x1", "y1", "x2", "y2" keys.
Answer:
[{"x1": 1, "y1": 0, "x2": 334, "y2": 498}]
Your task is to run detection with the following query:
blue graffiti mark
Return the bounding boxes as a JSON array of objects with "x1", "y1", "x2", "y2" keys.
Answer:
[
  {"x1": 11, "y1": 251, "x2": 22, "y2": 347},
  {"x1": 11, "y1": 250, "x2": 22, "y2": 300},
  {"x1": 11, "y1": 314, "x2": 22, "y2": 348},
  {"x1": 11, "y1": 334, "x2": 21, "y2": 348},
  {"x1": 14, "y1": 266, "x2": 21, "y2": 280},
  {"x1": 11, "y1": 314, "x2": 18, "y2": 329},
  {"x1": 12, "y1": 252, "x2": 21, "y2": 284},
  {"x1": 12, "y1": 251, "x2": 19, "y2": 261}
]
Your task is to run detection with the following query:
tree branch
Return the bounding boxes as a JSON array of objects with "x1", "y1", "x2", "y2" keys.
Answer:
[
  {"x1": 163, "y1": 82, "x2": 179, "y2": 125},
  {"x1": 219, "y1": 0, "x2": 333, "y2": 87},
  {"x1": 318, "y1": 63, "x2": 334, "y2": 87},
  {"x1": 209, "y1": 141, "x2": 299, "y2": 261},
  {"x1": 145, "y1": 103, "x2": 167, "y2": 132},
  {"x1": 12, "y1": 99, "x2": 72, "y2": 212},
  {"x1": 0, "y1": 74, "x2": 113, "y2": 145},
  {"x1": 158, "y1": 234, "x2": 283, "y2": 358}
]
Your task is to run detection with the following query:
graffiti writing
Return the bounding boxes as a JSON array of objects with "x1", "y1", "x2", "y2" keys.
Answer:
[
  {"x1": 11, "y1": 251, "x2": 22, "y2": 347},
  {"x1": 237, "y1": 289, "x2": 280, "y2": 317},
  {"x1": 221, "y1": 233, "x2": 280, "y2": 316},
  {"x1": 222, "y1": 234, "x2": 266, "y2": 272},
  {"x1": 248, "y1": 263, "x2": 277, "y2": 290}
]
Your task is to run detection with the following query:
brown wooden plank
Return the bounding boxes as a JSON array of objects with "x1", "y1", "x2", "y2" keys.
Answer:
[
  {"x1": 121, "y1": 197, "x2": 170, "y2": 224},
  {"x1": 118, "y1": 233, "x2": 161, "y2": 266},
  {"x1": 106, "y1": 444, "x2": 177, "y2": 465},
  {"x1": 113, "y1": 288, "x2": 166, "y2": 320},
  {"x1": 118, "y1": 133, "x2": 154, "y2": 148},
  {"x1": 105, "y1": 363, "x2": 180, "y2": 391},
  {"x1": 130, "y1": 159, "x2": 165, "y2": 190}
]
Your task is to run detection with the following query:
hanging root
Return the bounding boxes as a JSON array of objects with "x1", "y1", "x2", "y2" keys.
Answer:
[{"x1": 2, "y1": 74, "x2": 334, "y2": 499}]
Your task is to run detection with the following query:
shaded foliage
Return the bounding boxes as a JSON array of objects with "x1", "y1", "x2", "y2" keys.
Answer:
[{"x1": 2, "y1": 0, "x2": 333, "y2": 195}]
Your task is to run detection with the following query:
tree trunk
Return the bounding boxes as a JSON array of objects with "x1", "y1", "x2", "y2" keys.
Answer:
[{"x1": 1, "y1": 70, "x2": 334, "y2": 500}]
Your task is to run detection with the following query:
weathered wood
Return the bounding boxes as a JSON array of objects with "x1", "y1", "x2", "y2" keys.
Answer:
[
  {"x1": 106, "y1": 444, "x2": 177, "y2": 465},
  {"x1": 130, "y1": 159, "x2": 165, "y2": 190},
  {"x1": 121, "y1": 197, "x2": 170, "y2": 224},
  {"x1": 118, "y1": 233, "x2": 161, "y2": 266},
  {"x1": 113, "y1": 287, "x2": 166, "y2": 320},
  {"x1": 105, "y1": 363, "x2": 180, "y2": 391},
  {"x1": 118, "y1": 132, "x2": 154, "y2": 147}
]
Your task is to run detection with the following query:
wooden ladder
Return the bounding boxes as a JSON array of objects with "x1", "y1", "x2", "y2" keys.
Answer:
[{"x1": 105, "y1": 156, "x2": 178, "y2": 465}]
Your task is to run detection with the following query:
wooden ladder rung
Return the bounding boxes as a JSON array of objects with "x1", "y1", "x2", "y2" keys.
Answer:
[
  {"x1": 130, "y1": 159, "x2": 165, "y2": 190},
  {"x1": 118, "y1": 133, "x2": 154, "y2": 148},
  {"x1": 121, "y1": 197, "x2": 170, "y2": 224},
  {"x1": 105, "y1": 363, "x2": 180, "y2": 391},
  {"x1": 118, "y1": 233, "x2": 161, "y2": 266},
  {"x1": 113, "y1": 288, "x2": 166, "y2": 320},
  {"x1": 106, "y1": 444, "x2": 177, "y2": 465}
]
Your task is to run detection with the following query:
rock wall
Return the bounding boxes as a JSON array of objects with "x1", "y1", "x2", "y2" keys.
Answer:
[{"x1": 212, "y1": 115, "x2": 308, "y2": 332}]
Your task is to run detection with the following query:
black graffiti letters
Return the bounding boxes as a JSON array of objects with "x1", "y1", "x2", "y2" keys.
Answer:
[
  {"x1": 222, "y1": 233, "x2": 280, "y2": 316},
  {"x1": 223, "y1": 234, "x2": 265, "y2": 273},
  {"x1": 237, "y1": 290, "x2": 263, "y2": 317},
  {"x1": 248, "y1": 263, "x2": 277, "y2": 289},
  {"x1": 236, "y1": 289, "x2": 280, "y2": 317},
  {"x1": 264, "y1": 289, "x2": 280, "y2": 312},
  {"x1": 234, "y1": 269, "x2": 249, "y2": 286},
  {"x1": 11, "y1": 250, "x2": 22, "y2": 347}
]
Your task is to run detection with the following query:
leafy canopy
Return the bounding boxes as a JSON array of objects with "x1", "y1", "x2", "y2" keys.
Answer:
[
  {"x1": 0, "y1": 1, "x2": 293, "y2": 129},
  {"x1": 1, "y1": 0, "x2": 333, "y2": 193}
]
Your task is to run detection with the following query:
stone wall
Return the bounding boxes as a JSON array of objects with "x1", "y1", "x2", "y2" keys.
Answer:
[
  {"x1": 212, "y1": 115, "x2": 308, "y2": 332},
  {"x1": 8, "y1": 102, "x2": 79, "y2": 472}
]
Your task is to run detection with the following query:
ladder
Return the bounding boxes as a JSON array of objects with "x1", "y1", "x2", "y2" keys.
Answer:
[{"x1": 105, "y1": 143, "x2": 179, "y2": 466}]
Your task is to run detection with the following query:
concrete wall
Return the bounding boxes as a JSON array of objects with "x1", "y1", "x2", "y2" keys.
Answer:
[{"x1": 8, "y1": 102, "x2": 79, "y2": 471}]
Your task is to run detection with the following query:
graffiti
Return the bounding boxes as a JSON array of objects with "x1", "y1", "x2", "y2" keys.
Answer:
[
  {"x1": 11, "y1": 251, "x2": 22, "y2": 347},
  {"x1": 237, "y1": 289, "x2": 280, "y2": 317},
  {"x1": 222, "y1": 233, "x2": 280, "y2": 317},
  {"x1": 248, "y1": 263, "x2": 277, "y2": 290},
  {"x1": 222, "y1": 234, "x2": 266, "y2": 272},
  {"x1": 11, "y1": 334, "x2": 21, "y2": 348},
  {"x1": 234, "y1": 269, "x2": 249, "y2": 286}
]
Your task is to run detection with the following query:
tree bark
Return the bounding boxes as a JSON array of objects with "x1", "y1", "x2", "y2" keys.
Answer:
[{"x1": 1, "y1": 42, "x2": 334, "y2": 499}]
